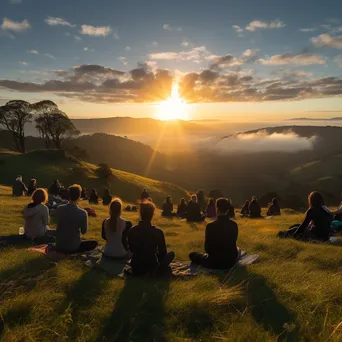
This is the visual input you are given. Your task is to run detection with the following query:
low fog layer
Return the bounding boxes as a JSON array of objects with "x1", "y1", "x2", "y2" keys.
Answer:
[{"x1": 216, "y1": 131, "x2": 316, "y2": 154}]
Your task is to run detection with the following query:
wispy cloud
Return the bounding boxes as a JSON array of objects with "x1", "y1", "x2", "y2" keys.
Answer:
[
  {"x1": 9, "y1": 0, "x2": 22, "y2": 4},
  {"x1": 83, "y1": 47, "x2": 94, "y2": 52},
  {"x1": 149, "y1": 46, "x2": 210, "y2": 64},
  {"x1": 163, "y1": 24, "x2": 182, "y2": 32},
  {"x1": 232, "y1": 25, "x2": 244, "y2": 34},
  {"x1": 113, "y1": 29, "x2": 120, "y2": 40},
  {"x1": 181, "y1": 41, "x2": 189, "y2": 47},
  {"x1": 80, "y1": 24, "x2": 112, "y2": 37},
  {"x1": 246, "y1": 19, "x2": 286, "y2": 32},
  {"x1": 27, "y1": 49, "x2": 39, "y2": 55},
  {"x1": 152, "y1": 41, "x2": 158, "y2": 47},
  {"x1": 74, "y1": 35, "x2": 82, "y2": 41},
  {"x1": 300, "y1": 28, "x2": 317, "y2": 32},
  {"x1": 1, "y1": 17, "x2": 30, "y2": 32},
  {"x1": 45, "y1": 17, "x2": 75, "y2": 27},
  {"x1": 44, "y1": 53, "x2": 55, "y2": 59},
  {"x1": 124, "y1": 46, "x2": 131, "y2": 51},
  {"x1": 18, "y1": 61, "x2": 28, "y2": 65},
  {"x1": 118, "y1": 56, "x2": 128, "y2": 66},
  {"x1": 334, "y1": 55, "x2": 342, "y2": 67},
  {"x1": 259, "y1": 52, "x2": 326, "y2": 65},
  {"x1": 311, "y1": 33, "x2": 342, "y2": 49}
]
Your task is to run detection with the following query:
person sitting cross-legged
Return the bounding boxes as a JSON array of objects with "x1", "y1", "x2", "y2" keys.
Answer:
[
  {"x1": 162, "y1": 195, "x2": 176, "y2": 217},
  {"x1": 88, "y1": 188, "x2": 99, "y2": 205},
  {"x1": 102, "y1": 188, "x2": 113, "y2": 206},
  {"x1": 24, "y1": 188, "x2": 53, "y2": 239},
  {"x1": 249, "y1": 196, "x2": 262, "y2": 218},
  {"x1": 189, "y1": 198, "x2": 239, "y2": 269},
  {"x1": 187, "y1": 194, "x2": 205, "y2": 222},
  {"x1": 54, "y1": 184, "x2": 98, "y2": 253},
  {"x1": 266, "y1": 197, "x2": 281, "y2": 216},
  {"x1": 102, "y1": 198, "x2": 132, "y2": 258},
  {"x1": 177, "y1": 198, "x2": 188, "y2": 219},
  {"x1": 128, "y1": 200, "x2": 175, "y2": 276}
]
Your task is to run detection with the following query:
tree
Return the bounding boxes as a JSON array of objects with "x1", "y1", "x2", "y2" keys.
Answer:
[
  {"x1": 96, "y1": 163, "x2": 114, "y2": 183},
  {"x1": 33, "y1": 101, "x2": 80, "y2": 149},
  {"x1": 0, "y1": 100, "x2": 33, "y2": 153}
]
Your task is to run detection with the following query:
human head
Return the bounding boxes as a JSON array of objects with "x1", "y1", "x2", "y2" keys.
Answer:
[
  {"x1": 180, "y1": 198, "x2": 186, "y2": 205},
  {"x1": 252, "y1": 196, "x2": 257, "y2": 201},
  {"x1": 140, "y1": 200, "x2": 156, "y2": 222},
  {"x1": 166, "y1": 195, "x2": 171, "y2": 203},
  {"x1": 104, "y1": 188, "x2": 110, "y2": 196},
  {"x1": 110, "y1": 198, "x2": 122, "y2": 218},
  {"x1": 16, "y1": 175, "x2": 22, "y2": 181},
  {"x1": 308, "y1": 191, "x2": 324, "y2": 208},
  {"x1": 69, "y1": 184, "x2": 82, "y2": 202},
  {"x1": 216, "y1": 198, "x2": 230, "y2": 215},
  {"x1": 191, "y1": 194, "x2": 197, "y2": 202},
  {"x1": 54, "y1": 180, "x2": 59, "y2": 185},
  {"x1": 245, "y1": 200, "x2": 249, "y2": 205},
  {"x1": 209, "y1": 198, "x2": 214, "y2": 205},
  {"x1": 147, "y1": 197, "x2": 153, "y2": 202},
  {"x1": 30, "y1": 178, "x2": 37, "y2": 185},
  {"x1": 272, "y1": 198, "x2": 278, "y2": 205},
  {"x1": 31, "y1": 188, "x2": 48, "y2": 205},
  {"x1": 91, "y1": 188, "x2": 97, "y2": 194}
]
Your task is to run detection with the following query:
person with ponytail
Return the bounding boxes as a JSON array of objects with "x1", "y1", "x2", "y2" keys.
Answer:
[{"x1": 102, "y1": 198, "x2": 132, "y2": 258}]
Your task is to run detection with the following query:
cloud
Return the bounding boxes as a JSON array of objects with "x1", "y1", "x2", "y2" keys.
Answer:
[
  {"x1": 124, "y1": 46, "x2": 131, "y2": 51},
  {"x1": 113, "y1": 29, "x2": 120, "y2": 40},
  {"x1": 83, "y1": 47, "x2": 94, "y2": 52},
  {"x1": 163, "y1": 24, "x2": 182, "y2": 32},
  {"x1": 216, "y1": 131, "x2": 316, "y2": 154},
  {"x1": 18, "y1": 61, "x2": 28, "y2": 66},
  {"x1": 311, "y1": 33, "x2": 342, "y2": 49},
  {"x1": 27, "y1": 50, "x2": 39, "y2": 55},
  {"x1": 45, "y1": 17, "x2": 75, "y2": 27},
  {"x1": 209, "y1": 54, "x2": 243, "y2": 68},
  {"x1": 80, "y1": 25, "x2": 112, "y2": 37},
  {"x1": 300, "y1": 28, "x2": 317, "y2": 32},
  {"x1": 1, "y1": 17, "x2": 30, "y2": 32},
  {"x1": 259, "y1": 52, "x2": 326, "y2": 65},
  {"x1": 149, "y1": 46, "x2": 210, "y2": 64},
  {"x1": 232, "y1": 25, "x2": 244, "y2": 34},
  {"x1": 74, "y1": 35, "x2": 82, "y2": 41},
  {"x1": 181, "y1": 41, "x2": 189, "y2": 47},
  {"x1": 44, "y1": 53, "x2": 55, "y2": 59},
  {"x1": 118, "y1": 57, "x2": 128, "y2": 66},
  {"x1": 151, "y1": 41, "x2": 158, "y2": 47},
  {"x1": 246, "y1": 19, "x2": 285, "y2": 32}
]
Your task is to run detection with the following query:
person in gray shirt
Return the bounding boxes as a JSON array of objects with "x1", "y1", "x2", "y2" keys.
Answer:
[{"x1": 54, "y1": 184, "x2": 98, "y2": 253}]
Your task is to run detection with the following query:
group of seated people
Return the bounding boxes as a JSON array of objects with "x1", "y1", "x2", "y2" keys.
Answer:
[
  {"x1": 161, "y1": 194, "x2": 235, "y2": 222},
  {"x1": 240, "y1": 196, "x2": 281, "y2": 218},
  {"x1": 88, "y1": 188, "x2": 113, "y2": 206},
  {"x1": 22, "y1": 184, "x2": 241, "y2": 275}
]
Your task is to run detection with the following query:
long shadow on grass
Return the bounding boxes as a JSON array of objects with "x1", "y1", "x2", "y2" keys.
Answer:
[
  {"x1": 99, "y1": 277, "x2": 169, "y2": 341},
  {"x1": 225, "y1": 267, "x2": 299, "y2": 341}
]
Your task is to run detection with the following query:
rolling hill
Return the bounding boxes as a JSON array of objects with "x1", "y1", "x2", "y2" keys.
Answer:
[{"x1": 0, "y1": 149, "x2": 189, "y2": 206}]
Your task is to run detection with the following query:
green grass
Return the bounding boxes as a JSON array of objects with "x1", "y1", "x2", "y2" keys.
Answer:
[
  {"x1": 0, "y1": 186, "x2": 341, "y2": 341},
  {"x1": 0, "y1": 150, "x2": 189, "y2": 206}
]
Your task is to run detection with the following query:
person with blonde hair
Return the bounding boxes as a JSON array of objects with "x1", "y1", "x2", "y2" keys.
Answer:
[
  {"x1": 24, "y1": 188, "x2": 50, "y2": 238},
  {"x1": 102, "y1": 198, "x2": 132, "y2": 258}
]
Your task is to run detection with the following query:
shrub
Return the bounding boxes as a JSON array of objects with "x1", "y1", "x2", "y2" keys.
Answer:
[{"x1": 96, "y1": 163, "x2": 114, "y2": 183}]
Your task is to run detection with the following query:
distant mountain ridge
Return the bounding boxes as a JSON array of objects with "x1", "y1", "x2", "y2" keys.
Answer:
[{"x1": 288, "y1": 117, "x2": 342, "y2": 121}]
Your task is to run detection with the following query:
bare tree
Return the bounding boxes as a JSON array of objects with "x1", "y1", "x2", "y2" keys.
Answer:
[
  {"x1": 33, "y1": 101, "x2": 80, "y2": 149},
  {"x1": 0, "y1": 100, "x2": 33, "y2": 153}
]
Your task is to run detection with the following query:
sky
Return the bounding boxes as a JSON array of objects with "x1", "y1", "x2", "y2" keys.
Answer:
[{"x1": 1, "y1": 0, "x2": 342, "y2": 120}]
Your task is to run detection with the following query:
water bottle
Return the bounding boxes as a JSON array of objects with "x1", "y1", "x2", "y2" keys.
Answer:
[{"x1": 19, "y1": 227, "x2": 24, "y2": 235}]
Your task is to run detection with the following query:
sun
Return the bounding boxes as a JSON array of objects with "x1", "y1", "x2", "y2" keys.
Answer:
[{"x1": 156, "y1": 83, "x2": 189, "y2": 121}]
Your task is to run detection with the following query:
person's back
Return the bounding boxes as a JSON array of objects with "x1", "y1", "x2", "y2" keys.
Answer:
[
  {"x1": 177, "y1": 200, "x2": 187, "y2": 218},
  {"x1": 89, "y1": 189, "x2": 99, "y2": 204},
  {"x1": 206, "y1": 201, "x2": 216, "y2": 218},
  {"x1": 205, "y1": 215, "x2": 238, "y2": 269},
  {"x1": 49, "y1": 181, "x2": 60, "y2": 196},
  {"x1": 162, "y1": 196, "x2": 174, "y2": 216},
  {"x1": 267, "y1": 198, "x2": 281, "y2": 216},
  {"x1": 128, "y1": 200, "x2": 174, "y2": 276},
  {"x1": 12, "y1": 176, "x2": 27, "y2": 196},
  {"x1": 187, "y1": 196, "x2": 203, "y2": 222},
  {"x1": 24, "y1": 189, "x2": 49, "y2": 238},
  {"x1": 241, "y1": 201, "x2": 249, "y2": 216},
  {"x1": 27, "y1": 179, "x2": 37, "y2": 197},
  {"x1": 249, "y1": 199, "x2": 261, "y2": 218},
  {"x1": 102, "y1": 199, "x2": 132, "y2": 258},
  {"x1": 102, "y1": 189, "x2": 112, "y2": 206}
]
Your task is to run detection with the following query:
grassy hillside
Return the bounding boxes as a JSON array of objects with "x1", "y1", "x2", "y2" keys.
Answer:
[
  {"x1": 0, "y1": 150, "x2": 188, "y2": 206},
  {"x1": 0, "y1": 186, "x2": 341, "y2": 341}
]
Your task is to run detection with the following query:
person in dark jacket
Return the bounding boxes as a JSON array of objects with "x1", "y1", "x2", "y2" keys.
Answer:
[
  {"x1": 88, "y1": 189, "x2": 99, "y2": 205},
  {"x1": 49, "y1": 180, "x2": 61, "y2": 196},
  {"x1": 287, "y1": 191, "x2": 332, "y2": 241},
  {"x1": 162, "y1": 195, "x2": 175, "y2": 217},
  {"x1": 266, "y1": 198, "x2": 281, "y2": 216},
  {"x1": 189, "y1": 198, "x2": 239, "y2": 269},
  {"x1": 12, "y1": 176, "x2": 27, "y2": 196},
  {"x1": 241, "y1": 200, "x2": 250, "y2": 217},
  {"x1": 81, "y1": 187, "x2": 87, "y2": 200},
  {"x1": 27, "y1": 178, "x2": 37, "y2": 197},
  {"x1": 128, "y1": 200, "x2": 175, "y2": 276},
  {"x1": 187, "y1": 195, "x2": 205, "y2": 222},
  {"x1": 249, "y1": 196, "x2": 262, "y2": 218},
  {"x1": 141, "y1": 188, "x2": 149, "y2": 200},
  {"x1": 177, "y1": 198, "x2": 188, "y2": 219},
  {"x1": 102, "y1": 188, "x2": 113, "y2": 206},
  {"x1": 205, "y1": 198, "x2": 216, "y2": 218}
]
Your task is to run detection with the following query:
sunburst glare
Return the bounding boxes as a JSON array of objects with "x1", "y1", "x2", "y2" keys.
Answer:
[{"x1": 156, "y1": 83, "x2": 189, "y2": 121}]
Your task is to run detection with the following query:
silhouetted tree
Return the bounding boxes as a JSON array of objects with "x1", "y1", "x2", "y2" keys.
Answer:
[
  {"x1": 0, "y1": 100, "x2": 33, "y2": 153},
  {"x1": 33, "y1": 101, "x2": 80, "y2": 149},
  {"x1": 96, "y1": 163, "x2": 114, "y2": 184}
]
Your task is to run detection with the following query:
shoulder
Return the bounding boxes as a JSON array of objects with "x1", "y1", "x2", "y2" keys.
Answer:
[
  {"x1": 154, "y1": 226, "x2": 165, "y2": 236},
  {"x1": 77, "y1": 206, "x2": 88, "y2": 216}
]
